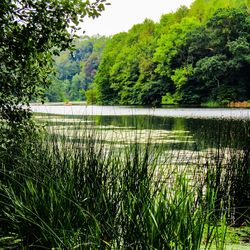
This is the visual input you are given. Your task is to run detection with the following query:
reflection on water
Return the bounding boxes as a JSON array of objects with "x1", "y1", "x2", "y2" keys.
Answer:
[
  {"x1": 32, "y1": 104, "x2": 249, "y2": 156},
  {"x1": 33, "y1": 109, "x2": 250, "y2": 227},
  {"x1": 34, "y1": 113, "x2": 250, "y2": 160}
]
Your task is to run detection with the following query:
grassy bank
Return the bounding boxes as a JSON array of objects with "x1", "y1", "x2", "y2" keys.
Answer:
[{"x1": 0, "y1": 119, "x2": 249, "y2": 249}]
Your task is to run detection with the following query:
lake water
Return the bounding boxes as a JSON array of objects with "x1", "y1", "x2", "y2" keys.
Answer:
[
  {"x1": 31, "y1": 104, "x2": 250, "y2": 231},
  {"x1": 31, "y1": 104, "x2": 250, "y2": 120},
  {"x1": 32, "y1": 105, "x2": 250, "y2": 161}
]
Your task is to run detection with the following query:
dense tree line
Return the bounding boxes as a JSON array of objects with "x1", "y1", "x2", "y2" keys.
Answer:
[
  {"x1": 45, "y1": 35, "x2": 107, "y2": 102},
  {"x1": 44, "y1": 0, "x2": 249, "y2": 105},
  {"x1": 93, "y1": 0, "x2": 249, "y2": 105}
]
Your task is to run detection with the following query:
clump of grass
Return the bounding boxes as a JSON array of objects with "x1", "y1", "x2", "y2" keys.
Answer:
[{"x1": 0, "y1": 120, "x2": 233, "y2": 249}]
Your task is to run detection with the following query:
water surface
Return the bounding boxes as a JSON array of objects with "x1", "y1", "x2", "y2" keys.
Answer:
[
  {"x1": 31, "y1": 105, "x2": 250, "y2": 120},
  {"x1": 33, "y1": 105, "x2": 250, "y2": 162}
]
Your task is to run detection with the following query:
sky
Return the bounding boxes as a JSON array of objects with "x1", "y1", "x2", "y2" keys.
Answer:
[{"x1": 81, "y1": 0, "x2": 194, "y2": 36}]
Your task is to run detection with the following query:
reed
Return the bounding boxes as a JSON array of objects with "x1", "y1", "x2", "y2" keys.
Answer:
[{"x1": 1, "y1": 118, "x2": 247, "y2": 249}]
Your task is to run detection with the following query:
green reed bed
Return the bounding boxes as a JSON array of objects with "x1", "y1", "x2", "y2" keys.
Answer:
[{"x1": 0, "y1": 118, "x2": 249, "y2": 249}]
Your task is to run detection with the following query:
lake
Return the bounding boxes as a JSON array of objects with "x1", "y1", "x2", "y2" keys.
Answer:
[
  {"x1": 32, "y1": 104, "x2": 250, "y2": 227},
  {"x1": 31, "y1": 104, "x2": 250, "y2": 119},
  {"x1": 32, "y1": 104, "x2": 250, "y2": 162}
]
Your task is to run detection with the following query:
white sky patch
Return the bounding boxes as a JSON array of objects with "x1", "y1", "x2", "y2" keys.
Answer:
[{"x1": 80, "y1": 0, "x2": 194, "y2": 36}]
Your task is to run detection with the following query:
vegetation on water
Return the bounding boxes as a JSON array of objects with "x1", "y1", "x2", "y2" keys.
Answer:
[
  {"x1": 1, "y1": 118, "x2": 249, "y2": 249},
  {"x1": 45, "y1": 0, "x2": 250, "y2": 106}
]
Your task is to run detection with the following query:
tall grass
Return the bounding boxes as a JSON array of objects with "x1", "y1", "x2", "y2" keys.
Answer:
[
  {"x1": 191, "y1": 119, "x2": 250, "y2": 226},
  {"x1": 1, "y1": 118, "x2": 245, "y2": 249}
]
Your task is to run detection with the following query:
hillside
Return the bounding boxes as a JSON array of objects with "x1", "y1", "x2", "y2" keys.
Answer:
[
  {"x1": 94, "y1": 0, "x2": 249, "y2": 105},
  {"x1": 45, "y1": 35, "x2": 107, "y2": 102},
  {"x1": 45, "y1": 0, "x2": 249, "y2": 105}
]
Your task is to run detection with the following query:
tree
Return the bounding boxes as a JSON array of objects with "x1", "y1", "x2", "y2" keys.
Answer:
[
  {"x1": 0, "y1": 0, "x2": 108, "y2": 122},
  {"x1": 94, "y1": 32, "x2": 127, "y2": 104},
  {"x1": 46, "y1": 35, "x2": 107, "y2": 102},
  {"x1": 157, "y1": 7, "x2": 250, "y2": 104},
  {"x1": 189, "y1": 8, "x2": 250, "y2": 103},
  {"x1": 188, "y1": 0, "x2": 249, "y2": 21},
  {"x1": 94, "y1": 19, "x2": 165, "y2": 105},
  {"x1": 45, "y1": 78, "x2": 68, "y2": 102},
  {"x1": 154, "y1": 17, "x2": 201, "y2": 103},
  {"x1": 93, "y1": 1, "x2": 249, "y2": 106}
]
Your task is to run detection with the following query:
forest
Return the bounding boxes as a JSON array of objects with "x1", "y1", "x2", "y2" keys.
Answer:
[
  {"x1": 47, "y1": 0, "x2": 250, "y2": 106},
  {"x1": 45, "y1": 36, "x2": 107, "y2": 102}
]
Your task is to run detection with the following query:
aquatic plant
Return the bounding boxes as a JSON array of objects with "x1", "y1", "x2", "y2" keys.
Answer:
[{"x1": 1, "y1": 118, "x2": 249, "y2": 249}]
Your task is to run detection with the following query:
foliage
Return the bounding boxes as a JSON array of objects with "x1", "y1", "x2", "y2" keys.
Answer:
[
  {"x1": 45, "y1": 35, "x2": 107, "y2": 102},
  {"x1": 0, "y1": 0, "x2": 108, "y2": 121},
  {"x1": 188, "y1": 0, "x2": 249, "y2": 21},
  {"x1": 94, "y1": 0, "x2": 249, "y2": 105},
  {"x1": 184, "y1": 8, "x2": 250, "y2": 104},
  {"x1": 94, "y1": 32, "x2": 128, "y2": 104},
  {"x1": 85, "y1": 88, "x2": 98, "y2": 104},
  {"x1": 3, "y1": 0, "x2": 247, "y2": 107},
  {"x1": 154, "y1": 17, "x2": 201, "y2": 103},
  {"x1": 94, "y1": 19, "x2": 168, "y2": 106}
]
